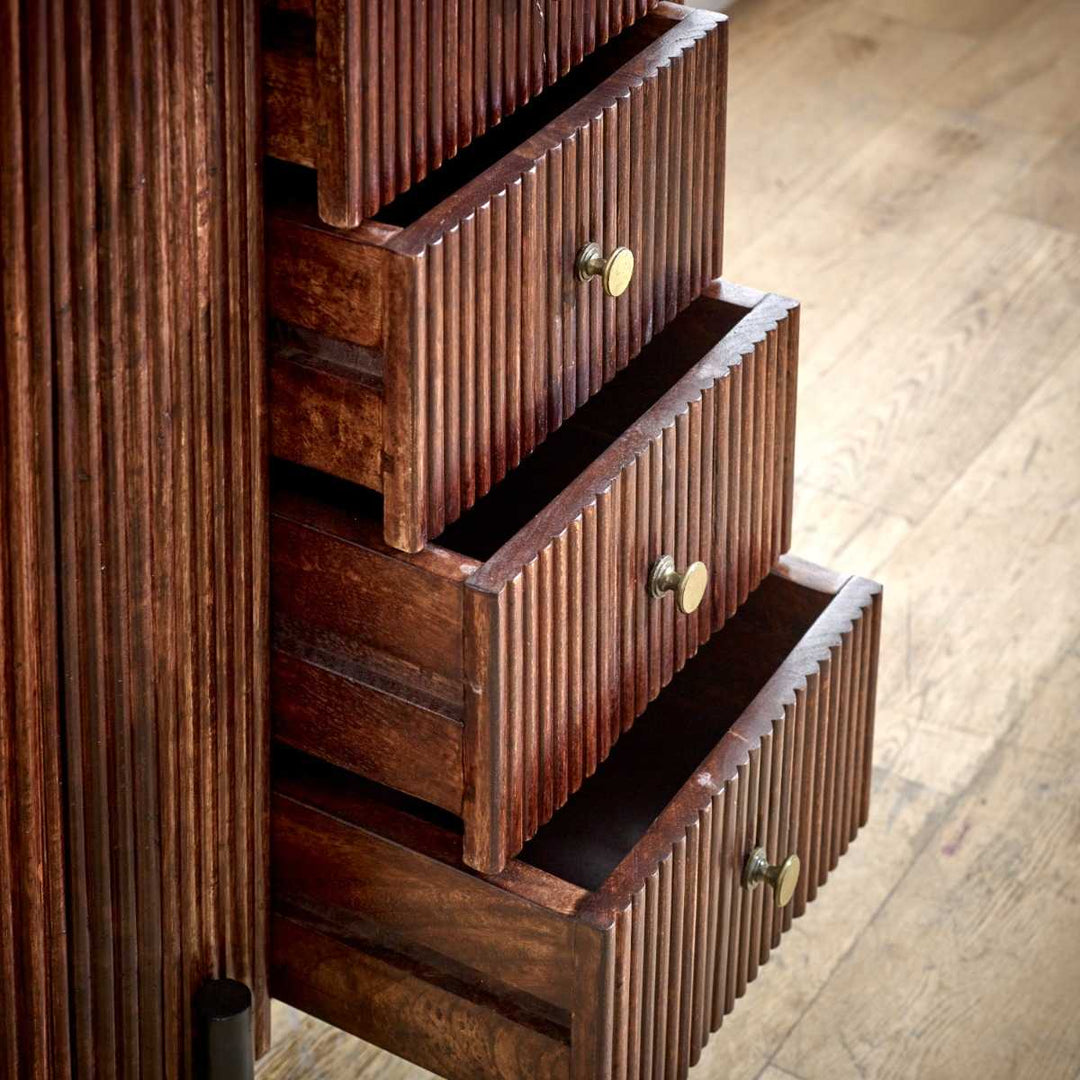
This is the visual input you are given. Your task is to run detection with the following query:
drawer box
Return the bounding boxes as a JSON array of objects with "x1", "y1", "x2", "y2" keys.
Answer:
[
  {"x1": 267, "y1": 3, "x2": 728, "y2": 552},
  {"x1": 271, "y1": 281, "x2": 798, "y2": 873},
  {"x1": 270, "y1": 555, "x2": 883, "y2": 1080},
  {"x1": 263, "y1": 0, "x2": 662, "y2": 226}
]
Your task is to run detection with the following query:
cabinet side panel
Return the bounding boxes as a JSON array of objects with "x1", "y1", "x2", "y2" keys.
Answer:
[
  {"x1": 48, "y1": 0, "x2": 269, "y2": 1072},
  {"x1": 0, "y1": 2, "x2": 71, "y2": 1075}
]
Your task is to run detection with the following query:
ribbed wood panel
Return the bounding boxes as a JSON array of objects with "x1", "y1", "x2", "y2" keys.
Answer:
[
  {"x1": 415, "y1": 16, "x2": 726, "y2": 539},
  {"x1": 265, "y1": 0, "x2": 661, "y2": 225},
  {"x1": 597, "y1": 586, "x2": 883, "y2": 1080},
  {"x1": 0, "y1": 2, "x2": 71, "y2": 1074},
  {"x1": 464, "y1": 295, "x2": 795, "y2": 873},
  {"x1": 6, "y1": 0, "x2": 269, "y2": 1075}
]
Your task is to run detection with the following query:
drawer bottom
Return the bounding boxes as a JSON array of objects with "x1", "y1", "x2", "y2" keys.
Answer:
[{"x1": 270, "y1": 555, "x2": 882, "y2": 1080}]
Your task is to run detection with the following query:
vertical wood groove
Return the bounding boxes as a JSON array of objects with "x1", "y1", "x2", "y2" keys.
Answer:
[
  {"x1": 266, "y1": 0, "x2": 663, "y2": 225},
  {"x1": 585, "y1": 584, "x2": 883, "y2": 1080},
  {"x1": 466, "y1": 298, "x2": 796, "y2": 872},
  {"x1": 1, "y1": 2, "x2": 70, "y2": 1073},
  {"x1": 414, "y1": 18, "x2": 726, "y2": 541},
  {"x1": 0, "y1": 0, "x2": 268, "y2": 1074}
]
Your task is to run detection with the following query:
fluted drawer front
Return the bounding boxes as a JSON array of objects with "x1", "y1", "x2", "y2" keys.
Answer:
[
  {"x1": 463, "y1": 286, "x2": 797, "y2": 872},
  {"x1": 270, "y1": 558, "x2": 884, "y2": 1080},
  {"x1": 410, "y1": 10, "x2": 726, "y2": 540},
  {"x1": 266, "y1": 5, "x2": 727, "y2": 552},
  {"x1": 265, "y1": 0, "x2": 662, "y2": 226},
  {"x1": 269, "y1": 282, "x2": 797, "y2": 875},
  {"x1": 574, "y1": 570, "x2": 883, "y2": 1080}
]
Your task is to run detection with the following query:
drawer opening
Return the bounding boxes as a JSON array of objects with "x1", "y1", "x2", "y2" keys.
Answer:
[
  {"x1": 372, "y1": 11, "x2": 682, "y2": 230},
  {"x1": 518, "y1": 571, "x2": 833, "y2": 890},
  {"x1": 433, "y1": 292, "x2": 749, "y2": 562},
  {"x1": 271, "y1": 556, "x2": 879, "y2": 1073},
  {"x1": 271, "y1": 289, "x2": 750, "y2": 567},
  {"x1": 273, "y1": 566, "x2": 835, "y2": 897}
]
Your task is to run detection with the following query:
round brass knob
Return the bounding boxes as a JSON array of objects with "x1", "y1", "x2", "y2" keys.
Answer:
[
  {"x1": 647, "y1": 555, "x2": 709, "y2": 614},
  {"x1": 743, "y1": 847, "x2": 800, "y2": 908},
  {"x1": 576, "y1": 242, "x2": 635, "y2": 297}
]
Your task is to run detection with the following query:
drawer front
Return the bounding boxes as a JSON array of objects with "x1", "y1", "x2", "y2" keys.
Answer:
[
  {"x1": 573, "y1": 572, "x2": 883, "y2": 1080},
  {"x1": 392, "y1": 8, "x2": 727, "y2": 549},
  {"x1": 264, "y1": 0, "x2": 662, "y2": 227},
  {"x1": 463, "y1": 289, "x2": 797, "y2": 873},
  {"x1": 269, "y1": 560, "x2": 883, "y2": 1080}
]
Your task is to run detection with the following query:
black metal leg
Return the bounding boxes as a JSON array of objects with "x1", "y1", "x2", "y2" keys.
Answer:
[{"x1": 194, "y1": 978, "x2": 254, "y2": 1080}]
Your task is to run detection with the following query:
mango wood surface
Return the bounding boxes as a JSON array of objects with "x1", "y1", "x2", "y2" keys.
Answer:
[
  {"x1": 263, "y1": 0, "x2": 662, "y2": 226},
  {"x1": 1, "y1": 5, "x2": 70, "y2": 1073},
  {"x1": 267, "y1": 4, "x2": 727, "y2": 551},
  {"x1": 269, "y1": 555, "x2": 882, "y2": 1080},
  {"x1": 270, "y1": 916, "x2": 571, "y2": 1080},
  {"x1": 2, "y1": 0, "x2": 269, "y2": 1076},
  {"x1": 271, "y1": 280, "x2": 797, "y2": 872},
  {"x1": 261, "y1": 0, "x2": 1080, "y2": 1075}
]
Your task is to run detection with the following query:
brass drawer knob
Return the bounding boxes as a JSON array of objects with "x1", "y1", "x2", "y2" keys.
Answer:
[
  {"x1": 743, "y1": 847, "x2": 800, "y2": 908},
  {"x1": 576, "y1": 242, "x2": 635, "y2": 297},
  {"x1": 647, "y1": 555, "x2": 708, "y2": 614}
]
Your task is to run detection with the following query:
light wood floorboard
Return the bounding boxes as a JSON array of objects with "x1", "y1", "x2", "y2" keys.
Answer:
[{"x1": 258, "y1": 0, "x2": 1080, "y2": 1074}]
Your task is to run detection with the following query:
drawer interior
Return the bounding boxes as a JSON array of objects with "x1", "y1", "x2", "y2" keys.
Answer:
[
  {"x1": 371, "y1": 11, "x2": 681, "y2": 228},
  {"x1": 519, "y1": 571, "x2": 833, "y2": 890},
  {"x1": 275, "y1": 563, "x2": 839, "y2": 899},
  {"x1": 272, "y1": 289, "x2": 748, "y2": 565}
]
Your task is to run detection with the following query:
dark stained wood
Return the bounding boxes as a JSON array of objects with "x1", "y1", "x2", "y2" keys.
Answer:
[
  {"x1": 272, "y1": 787, "x2": 583, "y2": 1010},
  {"x1": 271, "y1": 282, "x2": 799, "y2": 873},
  {"x1": 270, "y1": 555, "x2": 883, "y2": 1080},
  {"x1": 263, "y1": 0, "x2": 663, "y2": 226},
  {"x1": 270, "y1": 915, "x2": 572, "y2": 1080},
  {"x1": 0, "y1": 2, "x2": 71, "y2": 1073},
  {"x1": 266, "y1": 5, "x2": 728, "y2": 551},
  {"x1": 271, "y1": 647, "x2": 464, "y2": 814},
  {"x1": 269, "y1": 332, "x2": 384, "y2": 491},
  {"x1": 0, "y1": 0, "x2": 269, "y2": 1074}
]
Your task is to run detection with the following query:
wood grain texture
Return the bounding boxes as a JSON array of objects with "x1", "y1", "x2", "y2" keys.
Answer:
[
  {"x1": 0, "y1": 2, "x2": 71, "y2": 1074},
  {"x1": 270, "y1": 285, "x2": 797, "y2": 874},
  {"x1": 464, "y1": 288, "x2": 798, "y2": 873},
  {"x1": 268, "y1": 558, "x2": 882, "y2": 1080},
  {"x1": 572, "y1": 571, "x2": 883, "y2": 1080},
  {"x1": 270, "y1": 915, "x2": 572, "y2": 1080},
  {"x1": 266, "y1": 6, "x2": 727, "y2": 551},
  {"x1": 263, "y1": 0, "x2": 663, "y2": 225},
  {"x1": 271, "y1": 786, "x2": 583, "y2": 1012},
  {"x1": 1, "y1": 0, "x2": 270, "y2": 1074},
  {"x1": 271, "y1": 647, "x2": 465, "y2": 814},
  {"x1": 406, "y1": 11, "x2": 727, "y2": 543}
]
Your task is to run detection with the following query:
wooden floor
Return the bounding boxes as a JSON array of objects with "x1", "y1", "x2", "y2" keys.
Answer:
[{"x1": 258, "y1": 0, "x2": 1080, "y2": 1076}]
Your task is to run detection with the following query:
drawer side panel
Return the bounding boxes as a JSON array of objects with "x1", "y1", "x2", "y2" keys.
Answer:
[
  {"x1": 266, "y1": 0, "x2": 662, "y2": 226},
  {"x1": 464, "y1": 299, "x2": 798, "y2": 874},
  {"x1": 411, "y1": 17, "x2": 727, "y2": 542},
  {"x1": 584, "y1": 585, "x2": 883, "y2": 1080}
]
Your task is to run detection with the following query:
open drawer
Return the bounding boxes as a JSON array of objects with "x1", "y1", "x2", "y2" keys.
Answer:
[
  {"x1": 263, "y1": 0, "x2": 663, "y2": 226},
  {"x1": 271, "y1": 555, "x2": 883, "y2": 1080},
  {"x1": 267, "y1": 3, "x2": 727, "y2": 551},
  {"x1": 271, "y1": 281, "x2": 798, "y2": 873}
]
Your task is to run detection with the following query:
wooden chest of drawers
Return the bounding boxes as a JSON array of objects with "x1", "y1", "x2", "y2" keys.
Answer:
[
  {"x1": 272, "y1": 280, "x2": 798, "y2": 872},
  {"x1": 267, "y1": 4, "x2": 727, "y2": 551},
  {"x1": 260, "y1": 3, "x2": 885, "y2": 1078},
  {"x1": 0, "y1": 0, "x2": 888, "y2": 1075},
  {"x1": 271, "y1": 556, "x2": 882, "y2": 1080}
]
